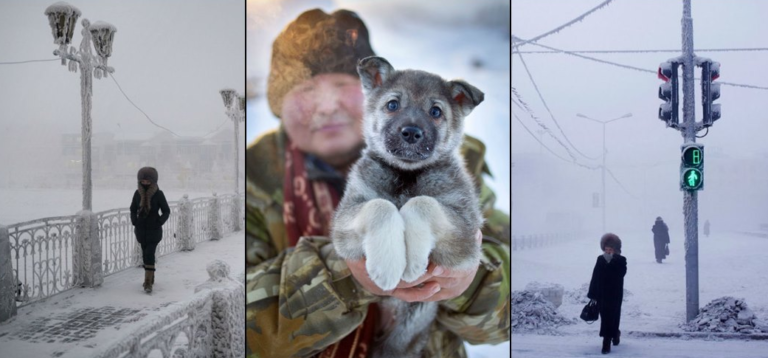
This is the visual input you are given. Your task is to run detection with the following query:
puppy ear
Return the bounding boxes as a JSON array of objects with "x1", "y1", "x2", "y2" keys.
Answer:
[
  {"x1": 449, "y1": 80, "x2": 484, "y2": 117},
  {"x1": 357, "y1": 56, "x2": 394, "y2": 92}
]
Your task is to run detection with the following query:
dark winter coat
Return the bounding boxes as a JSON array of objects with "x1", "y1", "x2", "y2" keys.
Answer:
[
  {"x1": 130, "y1": 185, "x2": 170, "y2": 231},
  {"x1": 588, "y1": 254, "x2": 627, "y2": 338},
  {"x1": 652, "y1": 220, "x2": 670, "y2": 260}
]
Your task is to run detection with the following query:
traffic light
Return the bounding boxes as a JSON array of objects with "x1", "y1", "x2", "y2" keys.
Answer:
[
  {"x1": 701, "y1": 60, "x2": 721, "y2": 127},
  {"x1": 680, "y1": 144, "x2": 704, "y2": 191},
  {"x1": 658, "y1": 61, "x2": 680, "y2": 128}
]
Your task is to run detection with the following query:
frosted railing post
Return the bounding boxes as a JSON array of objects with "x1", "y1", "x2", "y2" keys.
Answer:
[
  {"x1": 0, "y1": 225, "x2": 17, "y2": 323},
  {"x1": 74, "y1": 210, "x2": 103, "y2": 287},
  {"x1": 194, "y1": 260, "x2": 245, "y2": 357},
  {"x1": 231, "y1": 195, "x2": 241, "y2": 232},
  {"x1": 179, "y1": 194, "x2": 195, "y2": 251},
  {"x1": 209, "y1": 193, "x2": 222, "y2": 241}
]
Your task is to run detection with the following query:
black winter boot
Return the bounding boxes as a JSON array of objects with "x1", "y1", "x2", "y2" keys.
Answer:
[
  {"x1": 144, "y1": 265, "x2": 155, "y2": 293},
  {"x1": 602, "y1": 337, "x2": 611, "y2": 354},
  {"x1": 613, "y1": 330, "x2": 620, "y2": 346}
]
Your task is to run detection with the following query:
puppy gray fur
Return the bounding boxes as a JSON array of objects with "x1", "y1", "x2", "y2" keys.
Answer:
[{"x1": 331, "y1": 56, "x2": 485, "y2": 358}]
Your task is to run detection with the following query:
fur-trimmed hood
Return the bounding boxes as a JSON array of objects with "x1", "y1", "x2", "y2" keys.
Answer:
[{"x1": 600, "y1": 233, "x2": 622, "y2": 254}]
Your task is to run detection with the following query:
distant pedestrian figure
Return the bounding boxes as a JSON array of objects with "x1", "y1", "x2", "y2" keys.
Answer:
[
  {"x1": 652, "y1": 217, "x2": 670, "y2": 263},
  {"x1": 588, "y1": 233, "x2": 627, "y2": 354},
  {"x1": 130, "y1": 167, "x2": 170, "y2": 293},
  {"x1": 704, "y1": 220, "x2": 710, "y2": 238}
]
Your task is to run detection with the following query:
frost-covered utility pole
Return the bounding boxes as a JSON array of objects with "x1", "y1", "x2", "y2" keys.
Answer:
[
  {"x1": 657, "y1": 0, "x2": 722, "y2": 323},
  {"x1": 45, "y1": 2, "x2": 117, "y2": 211},
  {"x1": 575, "y1": 113, "x2": 633, "y2": 233},
  {"x1": 680, "y1": 0, "x2": 699, "y2": 324},
  {"x1": 220, "y1": 89, "x2": 245, "y2": 195}
]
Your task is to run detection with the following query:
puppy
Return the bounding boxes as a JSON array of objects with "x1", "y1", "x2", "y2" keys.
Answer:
[{"x1": 331, "y1": 56, "x2": 484, "y2": 358}]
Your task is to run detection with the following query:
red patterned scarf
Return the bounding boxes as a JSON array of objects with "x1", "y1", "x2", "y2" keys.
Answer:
[{"x1": 282, "y1": 139, "x2": 378, "y2": 358}]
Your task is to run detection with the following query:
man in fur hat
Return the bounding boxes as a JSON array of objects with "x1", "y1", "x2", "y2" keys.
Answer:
[
  {"x1": 245, "y1": 9, "x2": 510, "y2": 358},
  {"x1": 130, "y1": 166, "x2": 171, "y2": 293}
]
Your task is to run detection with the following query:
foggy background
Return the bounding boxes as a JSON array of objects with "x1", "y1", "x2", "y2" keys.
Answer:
[
  {"x1": 512, "y1": 0, "x2": 768, "y2": 235},
  {"x1": 0, "y1": 0, "x2": 245, "y2": 222}
]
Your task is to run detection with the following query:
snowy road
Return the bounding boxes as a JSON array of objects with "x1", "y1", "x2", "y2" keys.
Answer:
[
  {"x1": 0, "y1": 230, "x2": 244, "y2": 358},
  {"x1": 512, "y1": 333, "x2": 768, "y2": 358},
  {"x1": 513, "y1": 230, "x2": 768, "y2": 356}
]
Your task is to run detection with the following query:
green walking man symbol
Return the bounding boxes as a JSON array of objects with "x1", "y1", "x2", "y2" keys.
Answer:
[{"x1": 687, "y1": 170, "x2": 699, "y2": 187}]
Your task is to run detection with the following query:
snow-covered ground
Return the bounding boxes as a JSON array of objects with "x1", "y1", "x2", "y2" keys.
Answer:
[
  {"x1": 0, "y1": 188, "x2": 219, "y2": 224},
  {"x1": 512, "y1": 333, "x2": 768, "y2": 358},
  {"x1": 0, "y1": 230, "x2": 244, "y2": 358},
  {"x1": 512, "y1": 230, "x2": 768, "y2": 356}
]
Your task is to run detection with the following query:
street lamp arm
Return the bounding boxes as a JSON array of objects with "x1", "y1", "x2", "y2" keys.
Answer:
[{"x1": 53, "y1": 47, "x2": 81, "y2": 63}]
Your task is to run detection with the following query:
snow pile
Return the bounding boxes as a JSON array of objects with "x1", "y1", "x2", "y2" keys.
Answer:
[
  {"x1": 512, "y1": 290, "x2": 574, "y2": 334},
  {"x1": 682, "y1": 297, "x2": 766, "y2": 334},
  {"x1": 564, "y1": 283, "x2": 633, "y2": 304},
  {"x1": 525, "y1": 281, "x2": 564, "y2": 308}
]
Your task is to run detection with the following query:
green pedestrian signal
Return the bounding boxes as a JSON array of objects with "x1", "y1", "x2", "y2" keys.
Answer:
[
  {"x1": 682, "y1": 169, "x2": 702, "y2": 189},
  {"x1": 681, "y1": 144, "x2": 704, "y2": 191}
]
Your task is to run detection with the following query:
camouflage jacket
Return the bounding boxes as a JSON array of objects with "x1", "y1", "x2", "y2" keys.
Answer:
[{"x1": 245, "y1": 127, "x2": 510, "y2": 358}]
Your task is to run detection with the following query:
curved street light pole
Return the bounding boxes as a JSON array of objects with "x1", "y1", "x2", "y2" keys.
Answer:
[{"x1": 575, "y1": 113, "x2": 633, "y2": 233}]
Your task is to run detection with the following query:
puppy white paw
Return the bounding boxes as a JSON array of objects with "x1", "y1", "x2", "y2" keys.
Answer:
[
  {"x1": 359, "y1": 200, "x2": 407, "y2": 291},
  {"x1": 400, "y1": 197, "x2": 440, "y2": 283}
]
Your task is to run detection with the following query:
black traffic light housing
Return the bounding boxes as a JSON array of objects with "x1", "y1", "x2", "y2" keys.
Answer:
[
  {"x1": 680, "y1": 144, "x2": 704, "y2": 191},
  {"x1": 701, "y1": 60, "x2": 721, "y2": 127},
  {"x1": 658, "y1": 61, "x2": 680, "y2": 128}
]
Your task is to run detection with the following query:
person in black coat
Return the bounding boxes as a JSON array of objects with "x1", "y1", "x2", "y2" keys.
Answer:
[
  {"x1": 588, "y1": 233, "x2": 627, "y2": 354},
  {"x1": 130, "y1": 167, "x2": 170, "y2": 293},
  {"x1": 652, "y1": 217, "x2": 670, "y2": 263}
]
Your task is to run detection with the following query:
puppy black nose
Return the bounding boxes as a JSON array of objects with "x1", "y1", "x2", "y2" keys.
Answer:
[{"x1": 400, "y1": 126, "x2": 423, "y2": 144}]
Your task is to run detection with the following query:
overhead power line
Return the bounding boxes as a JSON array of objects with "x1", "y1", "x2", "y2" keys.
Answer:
[
  {"x1": 513, "y1": 47, "x2": 768, "y2": 55},
  {"x1": 512, "y1": 0, "x2": 616, "y2": 49},
  {"x1": 513, "y1": 38, "x2": 768, "y2": 91},
  {"x1": 512, "y1": 91, "x2": 579, "y2": 162},
  {"x1": 605, "y1": 167, "x2": 638, "y2": 199},
  {"x1": 515, "y1": 52, "x2": 601, "y2": 160},
  {"x1": 0, "y1": 58, "x2": 60, "y2": 65}
]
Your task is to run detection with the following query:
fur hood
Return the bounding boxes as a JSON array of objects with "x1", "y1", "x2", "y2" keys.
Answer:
[{"x1": 600, "y1": 233, "x2": 622, "y2": 254}]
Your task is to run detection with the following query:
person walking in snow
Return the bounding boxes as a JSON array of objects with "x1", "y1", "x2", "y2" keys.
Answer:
[
  {"x1": 704, "y1": 219, "x2": 710, "y2": 238},
  {"x1": 588, "y1": 233, "x2": 627, "y2": 354},
  {"x1": 130, "y1": 167, "x2": 170, "y2": 293},
  {"x1": 652, "y1": 217, "x2": 670, "y2": 263}
]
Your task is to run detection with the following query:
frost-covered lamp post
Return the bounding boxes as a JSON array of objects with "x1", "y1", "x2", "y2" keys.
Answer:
[
  {"x1": 220, "y1": 89, "x2": 244, "y2": 195},
  {"x1": 221, "y1": 89, "x2": 244, "y2": 231},
  {"x1": 45, "y1": 2, "x2": 116, "y2": 211}
]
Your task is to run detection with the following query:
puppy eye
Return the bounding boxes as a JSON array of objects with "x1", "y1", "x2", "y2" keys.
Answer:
[
  {"x1": 429, "y1": 106, "x2": 442, "y2": 118},
  {"x1": 387, "y1": 100, "x2": 399, "y2": 112}
]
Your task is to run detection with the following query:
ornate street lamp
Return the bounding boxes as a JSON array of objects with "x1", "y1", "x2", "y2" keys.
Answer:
[{"x1": 45, "y1": 2, "x2": 117, "y2": 211}]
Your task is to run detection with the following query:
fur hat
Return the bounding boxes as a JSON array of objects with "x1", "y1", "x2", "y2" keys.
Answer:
[
  {"x1": 137, "y1": 167, "x2": 158, "y2": 184},
  {"x1": 267, "y1": 9, "x2": 375, "y2": 118},
  {"x1": 600, "y1": 233, "x2": 622, "y2": 254}
]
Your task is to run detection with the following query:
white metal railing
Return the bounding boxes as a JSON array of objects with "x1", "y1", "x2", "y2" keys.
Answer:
[
  {"x1": 3, "y1": 193, "x2": 244, "y2": 309},
  {"x1": 6, "y1": 216, "x2": 78, "y2": 304}
]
